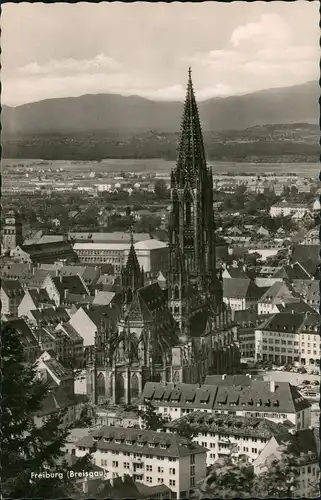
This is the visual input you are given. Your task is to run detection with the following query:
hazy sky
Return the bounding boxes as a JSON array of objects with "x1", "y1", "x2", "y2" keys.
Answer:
[{"x1": 2, "y1": 1, "x2": 319, "y2": 106}]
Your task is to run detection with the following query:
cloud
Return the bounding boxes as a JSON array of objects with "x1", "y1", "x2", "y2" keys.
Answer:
[
  {"x1": 230, "y1": 13, "x2": 292, "y2": 48},
  {"x1": 18, "y1": 53, "x2": 121, "y2": 76}
]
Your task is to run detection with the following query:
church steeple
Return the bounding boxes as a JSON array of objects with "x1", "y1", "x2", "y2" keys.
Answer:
[
  {"x1": 121, "y1": 229, "x2": 144, "y2": 305},
  {"x1": 174, "y1": 67, "x2": 207, "y2": 189},
  {"x1": 168, "y1": 69, "x2": 221, "y2": 331}
]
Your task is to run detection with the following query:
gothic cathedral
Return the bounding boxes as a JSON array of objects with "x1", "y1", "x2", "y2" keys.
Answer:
[{"x1": 87, "y1": 70, "x2": 240, "y2": 405}]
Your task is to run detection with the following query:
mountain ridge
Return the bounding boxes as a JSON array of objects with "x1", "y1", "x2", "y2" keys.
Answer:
[{"x1": 2, "y1": 80, "x2": 318, "y2": 135}]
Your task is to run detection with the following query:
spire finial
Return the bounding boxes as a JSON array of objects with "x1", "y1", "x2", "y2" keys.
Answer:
[
  {"x1": 130, "y1": 225, "x2": 134, "y2": 247},
  {"x1": 188, "y1": 67, "x2": 192, "y2": 81}
]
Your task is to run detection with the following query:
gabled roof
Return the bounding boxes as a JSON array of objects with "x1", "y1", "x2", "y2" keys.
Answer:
[
  {"x1": 3, "y1": 318, "x2": 38, "y2": 347},
  {"x1": 75, "y1": 426, "x2": 207, "y2": 458},
  {"x1": 1, "y1": 279, "x2": 24, "y2": 297},
  {"x1": 274, "y1": 428, "x2": 320, "y2": 460},
  {"x1": 92, "y1": 291, "x2": 116, "y2": 306},
  {"x1": 59, "y1": 265, "x2": 101, "y2": 285},
  {"x1": 291, "y1": 279, "x2": 319, "y2": 302},
  {"x1": 258, "y1": 281, "x2": 294, "y2": 304},
  {"x1": 52, "y1": 275, "x2": 88, "y2": 298},
  {"x1": 291, "y1": 245, "x2": 320, "y2": 265},
  {"x1": 273, "y1": 263, "x2": 311, "y2": 280},
  {"x1": 224, "y1": 267, "x2": 249, "y2": 279},
  {"x1": 260, "y1": 311, "x2": 319, "y2": 334},
  {"x1": 27, "y1": 288, "x2": 54, "y2": 307},
  {"x1": 141, "y1": 382, "x2": 218, "y2": 409},
  {"x1": 29, "y1": 307, "x2": 70, "y2": 326},
  {"x1": 223, "y1": 278, "x2": 262, "y2": 300}
]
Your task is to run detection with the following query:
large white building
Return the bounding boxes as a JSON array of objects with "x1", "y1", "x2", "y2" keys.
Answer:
[
  {"x1": 255, "y1": 312, "x2": 320, "y2": 371},
  {"x1": 270, "y1": 201, "x2": 308, "y2": 219},
  {"x1": 166, "y1": 411, "x2": 293, "y2": 466},
  {"x1": 73, "y1": 240, "x2": 169, "y2": 275},
  {"x1": 75, "y1": 426, "x2": 207, "y2": 499},
  {"x1": 139, "y1": 379, "x2": 312, "y2": 430}
]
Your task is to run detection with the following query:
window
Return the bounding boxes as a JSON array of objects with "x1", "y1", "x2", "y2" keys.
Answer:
[
  {"x1": 169, "y1": 480, "x2": 176, "y2": 486},
  {"x1": 158, "y1": 478, "x2": 164, "y2": 484},
  {"x1": 158, "y1": 467, "x2": 164, "y2": 474},
  {"x1": 252, "y1": 448, "x2": 258, "y2": 454},
  {"x1": 146, "y1": 476, "x2": 152, "y2": 483},
  {"x1": 101, "y1": 459, "x2": 108, "y2": 467},
  {"x1": 190, "y1": 455, "x2": 195, "y2": 465},
  {"x1": 308, "y1": 466, "x2": 311, "y2": 473},
  {"x1": 112, "y1": 461, "x2": 118, "y2": 467},
  {"x1": 191, "y1": 465, "x2": 195, "y2": 476},
  {"x1": 146, "y1": 465, "x2": 153, "y2": 471},
  {"x1": 190, "y1": 477, "x2": 195, "y2": 487},
  {"x1": 169, "y1": 468, "x2": 176, "y2": 475},
  {"x1": 124, "y1": 462, "x2": 130, "y2": 469}
]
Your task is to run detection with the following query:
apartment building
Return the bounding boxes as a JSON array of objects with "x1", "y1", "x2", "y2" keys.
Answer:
[
  {"x1": 253, "y1": 427, "x2": 320, "y2": 498},
  {"x1": 166, "y1": 411, "x2": 292, "y2": 466},
  {"x1": 270, "y1": 201, "x2": 308, "y2": 218},
  {"x1": 139, "y1": 379, "x2": 311, "y2": 430},
  {"x1": 255, "y1": 312, "x2": 320, "y2": 370},
  {"x1": 75, "y1": 426, "x2": 207, "y2": 499}
]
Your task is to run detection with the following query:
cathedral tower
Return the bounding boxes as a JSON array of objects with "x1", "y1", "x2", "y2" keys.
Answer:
[{"x1": 168, "y1": 68, "x2": 222, "y2": 335}]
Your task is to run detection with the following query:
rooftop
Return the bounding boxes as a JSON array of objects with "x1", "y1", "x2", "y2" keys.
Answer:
[
  {"x1": 167, "y1": 411, "x2": 293, "y2": 439},
  {"x1": 75, "y1": 426, "x2": 207, "y2": 458}
]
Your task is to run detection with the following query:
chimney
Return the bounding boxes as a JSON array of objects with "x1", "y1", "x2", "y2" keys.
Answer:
[
  {"x1": 222, "y1": 374, "x2": 226, "y2": 380},
  {"x1": 270, "y1": 380, "x2": 275, "y2": 393},
  {"x1": 64, "y1": 289, "x2": 68, "y2": 300},
  {"x1": 59, "y1": 276, "x2": 63, "y2": 283},
  {"x1": 110, "y1": 478, "x2": 114, "y2": 487}
]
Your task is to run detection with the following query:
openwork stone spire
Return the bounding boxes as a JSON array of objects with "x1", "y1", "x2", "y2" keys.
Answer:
[
  {"x1": 175, "y1": 67, "x2": 207, "y2": 187},
  {"x1": 125, "y1": 228, "x2": 140, "y2": 276}
]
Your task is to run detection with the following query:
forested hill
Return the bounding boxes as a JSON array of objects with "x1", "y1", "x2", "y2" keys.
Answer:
[{"x1": 2, "y1": 80, "x2": 318, "y2": 135}]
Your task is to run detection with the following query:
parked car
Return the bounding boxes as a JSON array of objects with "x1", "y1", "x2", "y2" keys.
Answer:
[
  {"x1": 311, "y1": 380, "x2": 320, "y2": 386},
  {"x1": 297, "y1": 367, "x2": 307, "y2": 374},
  {"x1": 302, "y1": 380, "x2": 310, "y2": 385}
]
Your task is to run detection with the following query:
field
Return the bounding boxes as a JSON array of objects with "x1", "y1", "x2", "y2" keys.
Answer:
[{"x1": 2, "y1": 158, "x2": 320, "y2": 178}]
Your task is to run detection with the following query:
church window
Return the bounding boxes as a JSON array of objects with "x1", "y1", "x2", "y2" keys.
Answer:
[{"x1": 174, "y1": 286, "x2": 180, "y2": 300}]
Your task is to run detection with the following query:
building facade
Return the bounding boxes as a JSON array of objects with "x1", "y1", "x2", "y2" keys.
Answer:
[{"x1": 75, "y1": 426, "x2": 207, "y2": 499}]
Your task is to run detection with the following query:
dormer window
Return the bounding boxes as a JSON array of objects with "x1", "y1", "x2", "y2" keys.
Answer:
[
  {"x1": 114, "y1": 438, "x2": 121, "y2": 444},
  {"x1": 160, "y1": 444, "x2": 167, "y2": 450},
  {"x1": 125, "y1": 439, "x2": 133, "y2": 445},
  {"x1": 148, "y1": 442, "x2": 156, "y2": 448},
  {"x1": 273, "y1": 400, "x2": 279, "y2": 407},
  {"x1": 93, "y1": 436, "x2": 99, "y2": 442},
  {"x1": 137, "y1": 441, "x2": 144, "y2": 447}
]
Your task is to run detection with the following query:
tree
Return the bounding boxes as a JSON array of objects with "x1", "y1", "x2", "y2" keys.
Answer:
[
  {"x1": 136, "y1": 400, "x2": 171, "y2": 430},
  {"x1": 191, "y1": 454, "x2": 255, "y2": 499},
  {"x1": 154, "y1": 179, "x2": 168, "y2": 200},
  {"x1": 252, "y1": 443, "x2": 306, "y2": 498},
  {"x1": 1, "y1": 323, "x2": 93, "y2": 498}
]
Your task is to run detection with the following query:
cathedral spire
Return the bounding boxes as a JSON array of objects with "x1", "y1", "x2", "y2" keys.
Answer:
[
  {"x1": 125, "y1": 227, "x2": 140, "y2": 276},
  {"x1": 175, "y1": 67, "x2": 207, "y2": 187}
]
